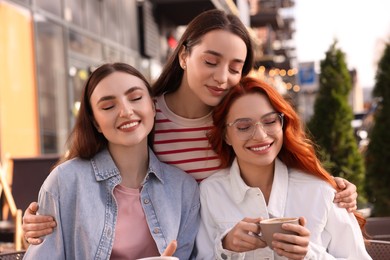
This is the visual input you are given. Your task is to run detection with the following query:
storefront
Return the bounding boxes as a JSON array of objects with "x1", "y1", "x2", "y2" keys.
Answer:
[{"x1": 1, "y1": 0, "x2": 156, "y2": 157}]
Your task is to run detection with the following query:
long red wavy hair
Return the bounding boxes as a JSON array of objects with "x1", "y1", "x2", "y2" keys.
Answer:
[{"x1": 208, "y1": 76, "x2": 367, "y2": 233}]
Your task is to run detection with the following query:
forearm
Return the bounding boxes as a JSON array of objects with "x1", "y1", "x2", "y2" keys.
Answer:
[{"x1": 24, "y1": 191, "x2": 64, "y2": 259}]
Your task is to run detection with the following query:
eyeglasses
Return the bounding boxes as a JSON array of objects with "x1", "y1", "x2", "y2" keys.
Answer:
[{"x1": 226, "y1": 112, "x2": 284, "y2": 140}]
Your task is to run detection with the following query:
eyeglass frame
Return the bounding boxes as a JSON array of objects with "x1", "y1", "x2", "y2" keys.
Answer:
[{"x1": 225, "y1": 112, "x2": 284, "y2": 140}]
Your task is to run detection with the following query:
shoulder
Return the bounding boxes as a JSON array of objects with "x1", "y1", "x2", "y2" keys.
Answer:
[
  {"x1": 40, "y1": 158, "x2": 92, "y2": 198},
  {"x1": 51, "y1": 158, "x2": 91, "y2": 177},
  {"x1": 199, "y1": 168, "x2": 230, "y2": 191},
  {"x1": 288, "y1": 168, "x2": 336, "y2": 200},
  {"x1": 44, "y1": 158, "x2": 92, "y2": 184}
]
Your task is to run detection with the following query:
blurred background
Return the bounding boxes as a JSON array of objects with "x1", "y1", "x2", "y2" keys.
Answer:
[
  {"x1": 1, "y1": 0, "x2": 390, "y2": 253},
  {"x1": 1, "y1": 0, "x2": 389, "y2": 158}
]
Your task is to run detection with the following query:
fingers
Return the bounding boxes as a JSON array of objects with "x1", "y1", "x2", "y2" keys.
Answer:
[
  {"x1": 162, "y1": 240, "x2": 177, "y2": 256},
  {"x1": 333, "y1": 178, "x2": 358, "y2": 212},
  {"x1": 23, "y1": 213, "x2": 56, "y2": 232},
  {"x1": 26, "y1": 202, "x2": 39, "y2": 215},
  {"x1": 274, "y1": 245, "x2": 308, "y2": 260},
  {"x1": 298, "y1": 216, "x2": 306, "y2": 227},
  {"x1": 23, "y1": 222, "x2": 56, "y2": 245},
  {"x1": 333, "y1": 176, "x2": 347, "y2": 189},
  {"x1": 225, "y1": 233, "x2": 265, "y2": 252},
  {"x1": 223, "y1": 218, "x2": 266, "y2": 252},
  {"x1": 273, "y1": 223, "x2": 310, "y2": 259},
  {"x1": 24, "y1": 236, "x2": 43, "y2": 245},
  {"x1": 22, "y1": 202, "x2": 56, "y2": 245}
]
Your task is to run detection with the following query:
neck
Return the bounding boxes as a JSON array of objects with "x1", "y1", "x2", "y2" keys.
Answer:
[
  {"x1": 108, "y1": 142, "x2": 149, "y2": 189},
  {"x1": 165, "y1": 80, "x2": 212, "y2": 119},
  {"x1": 237, "y1": 160, "x2": 275, "y2": 204}
]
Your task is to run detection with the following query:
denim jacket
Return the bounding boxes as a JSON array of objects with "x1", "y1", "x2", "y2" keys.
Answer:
[{"x1": 24, "y1": 148, "x2": 200, "y2": 260}]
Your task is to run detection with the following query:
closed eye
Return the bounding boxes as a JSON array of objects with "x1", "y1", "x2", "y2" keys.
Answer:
[
  {"x1": 229, "y1": 68, "x2": 240, "y2": 74},
  {"x1": 263, "y1": 119, "x2": 277, "y2": 125},
  {"x1": 235, "y1": 121, "x2": 253, "y2": 132},
  {"x1": 237, "y1": 125, "x2": 252, "y2": 131},
  {"x1": 131, "y1": 96, "x2": 142, "y2": 101},
  {"x1": 205, "y1": 60, "x2": 217, "y2": 66},
  {"x1": 102, "y1": 105, "x2": 114, "y2": 110}
]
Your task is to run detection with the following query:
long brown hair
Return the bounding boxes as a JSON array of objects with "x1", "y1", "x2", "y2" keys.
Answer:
[
  {"x1": 65, "y1": 63, "x2": 154, "y2": 160},
  {"x1": 208, "y1": 76, "x2": 367, "y2": 232},
  {"x1": 152, "y1": 9, "x2": 254, "y2": 96}
]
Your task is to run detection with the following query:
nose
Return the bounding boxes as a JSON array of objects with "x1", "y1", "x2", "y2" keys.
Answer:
[
  {"x1": 119, "y1": 102, "x2": 133, "y2": 118},
  {"x1": 251, "y1": 122, "x2": 268, "y2": 140},
  {"x1": 213, "y1": 66, "x2": 228, "y2": 86}
]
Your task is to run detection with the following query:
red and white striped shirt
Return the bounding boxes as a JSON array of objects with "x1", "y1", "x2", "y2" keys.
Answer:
[{"x1": 153, "y1": 95, "x2": 221, "y2": 182}]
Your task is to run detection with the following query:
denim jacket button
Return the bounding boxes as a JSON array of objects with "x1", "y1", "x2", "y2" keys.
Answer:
[
  {"x1": 153, "y1": 228, "x2": 160, "y2": 234},
  {"x1": 144, "y1": 198, "x2": 150, "y2": 204},
  {"x1": 221, "y1": 253, "x2": 227, "y2": 259}
]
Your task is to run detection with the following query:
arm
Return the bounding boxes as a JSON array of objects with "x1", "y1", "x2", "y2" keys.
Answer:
[
  {"x1": 297, "y1": 188, "x2": 370, "y2": 260},
  {"x1": 195, "y1": 192, "x2": 263, "y2": 259},
  {"x1": 22, "y1": 202, "x2": 57, "y2": 244},
  {"x1": 23, "y1": 187, "x2": 65, "y2": 259},
  {"x1": 323, "y1": 203, "x2": 371, "y2": 259}
]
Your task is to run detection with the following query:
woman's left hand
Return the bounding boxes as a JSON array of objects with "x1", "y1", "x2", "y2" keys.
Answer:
[
  {"x1": 333, "y1": 177, "x2": 358, "y2": 212},
  {"x1": 272, "y1": 217, "x2": 310, "y2": 260}
]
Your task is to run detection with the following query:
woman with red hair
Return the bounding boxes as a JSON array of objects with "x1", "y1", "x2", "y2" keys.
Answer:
[{"x1": 195, "y1": 77, "x2": 370, "y2": 259}]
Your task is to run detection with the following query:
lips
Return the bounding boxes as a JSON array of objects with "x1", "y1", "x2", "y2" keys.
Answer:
[
  {"x1": 248, "y1": 142, "x2": 272, "y2": 152},
  {"x1": 118, "y1": 121, "x2": 140, "y2": 130},
  {"x1": 207, "y1": 85, "x2": 226, "y2": 96}
]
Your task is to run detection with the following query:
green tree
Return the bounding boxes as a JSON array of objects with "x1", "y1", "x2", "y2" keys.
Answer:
[
  {"x1": 307, "y1": 41, "x2": 366, "y2": 205},
  {"x1": 365, "y1": 42, "x2": 390, "y2": 216}
]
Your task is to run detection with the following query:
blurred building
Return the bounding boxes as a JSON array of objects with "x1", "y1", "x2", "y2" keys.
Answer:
[
  {"x1": 0, "y1": 0, "x2": 297, "y2": 157},
  {"x1": 296, "y1": 63, "x2": 366, "y2": 123}
]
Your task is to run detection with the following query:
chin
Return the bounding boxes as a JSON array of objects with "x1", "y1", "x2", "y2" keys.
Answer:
[{"x1": 204, "y1": 97, "x2": 224, "y2": 107}]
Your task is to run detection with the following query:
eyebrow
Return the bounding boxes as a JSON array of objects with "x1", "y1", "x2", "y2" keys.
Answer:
[
  {"x1": 232, "y1": 111, "x2": 277, "y2": 122},
  {"x1": 96, "y1": 86, "x2": 144, "y2": 104},
  {"x1": 204, "y1": 50, "x2": 245, "y2": 64}
]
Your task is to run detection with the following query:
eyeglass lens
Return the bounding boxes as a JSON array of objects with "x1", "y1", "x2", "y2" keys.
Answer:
[{"x1": 232, "y1": 113, "x2": 283, "y2": 140}]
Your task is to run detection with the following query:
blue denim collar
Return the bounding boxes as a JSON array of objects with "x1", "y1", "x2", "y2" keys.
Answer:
[{"x1": 91, "y1": 148, "x2": 164, "y2": 184}]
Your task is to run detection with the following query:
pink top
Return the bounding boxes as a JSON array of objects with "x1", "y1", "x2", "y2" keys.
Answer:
[{"x1": 110, "y1": 185, "x2": 159, "y2": 259}]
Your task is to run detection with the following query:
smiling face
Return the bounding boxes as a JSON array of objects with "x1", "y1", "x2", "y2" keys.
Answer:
[
  {"x1": 225, "y1": 93, "x2": 283, "y2": 171},
  {"x1": 90, "y1": 72, "x2": 155, "y2": 150},
  {"x1": 180, "y1": 29, "x2": 247, "y2": 107}
]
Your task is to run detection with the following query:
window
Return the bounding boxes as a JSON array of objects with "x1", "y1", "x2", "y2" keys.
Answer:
[
  {"x1": 34, "y1": 20, "x2": 68, "y2": 154},
  {"x1": 64, "y1": 0, "x2": 84, "y2": 27},
  {"x1": 35, "y1": 0, "x2": 61, "y2": 16},
  {"x1": 86, "y1": 0, "x2": 102, "y2": 35},
  {"x1": 103, "y1": 0, "x2": 121, "y2": 43},
  {"x1": 68, "y1": 30, "x2": 103, "y2": 60}
]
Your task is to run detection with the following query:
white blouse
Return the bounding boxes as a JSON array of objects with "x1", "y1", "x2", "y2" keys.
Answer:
[{"x1": 196, "y1": 158, "x2": 371, "y2": 260}]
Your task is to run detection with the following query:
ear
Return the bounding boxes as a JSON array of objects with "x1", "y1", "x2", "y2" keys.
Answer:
[
  {"x1": 152, "y1": 100, "x2": 156, "y2": 117},
  {"x1": 224, "y1": 133, "x2": 232, "y2": 146},
  {"x1": 92, "y1": 119, "x2": 102, "y2": 133},
  {"x1": 178, "y1": 46, "x2": 188, "y2": 69}
]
